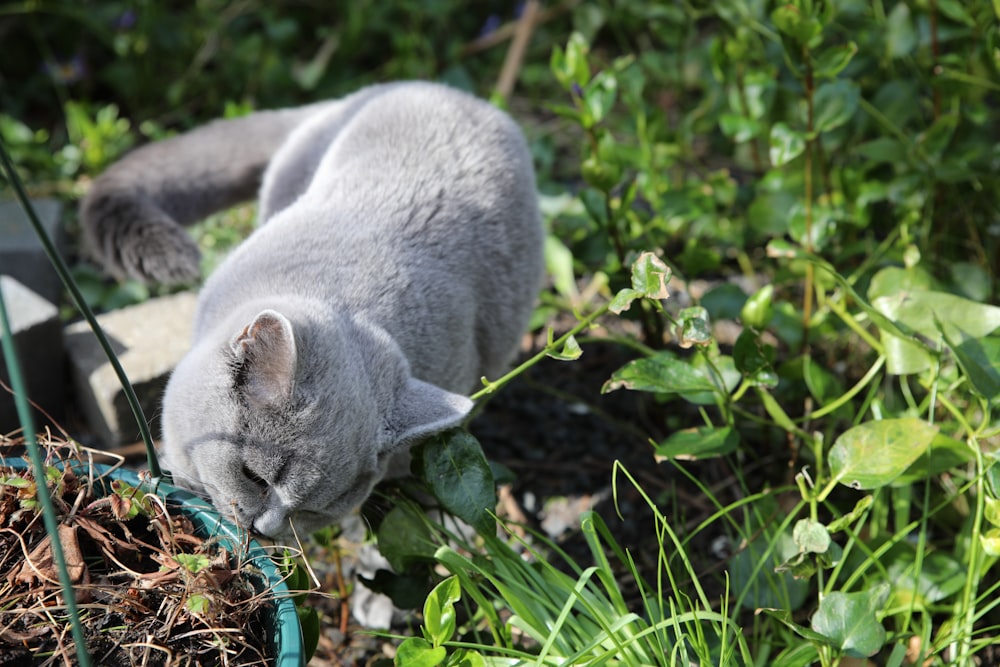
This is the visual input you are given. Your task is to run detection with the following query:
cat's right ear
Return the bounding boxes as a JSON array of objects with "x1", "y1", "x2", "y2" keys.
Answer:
[{"x1": 230, "y1": 310, "x2": 297, "y2": 408}]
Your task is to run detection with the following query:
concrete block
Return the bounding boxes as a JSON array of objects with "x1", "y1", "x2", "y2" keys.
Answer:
[
  {"x1": 0, "y1": 197, "x2": 65, "y2": 305},
  {"x1": 0, "y1": 276, "x2": 64, "y2": 435},
  {"x1": 64, "y1": 291, "x2": 197, "y2": 447}
]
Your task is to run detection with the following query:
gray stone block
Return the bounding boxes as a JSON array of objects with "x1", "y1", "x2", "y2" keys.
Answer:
[
  {"x1": 0, "y1": 197, "x2": 65, "y2": 305},
  {"x1": 64, "y1": 292, "x2": 197, "y2": 447},
  {"x1": 0, "y1": 276, "x2": 64, "y2": 435}
]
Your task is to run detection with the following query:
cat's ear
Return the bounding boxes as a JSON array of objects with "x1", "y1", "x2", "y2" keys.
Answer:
[
  {"x1": 383, "y1": 378, "x2": 473, "y2": 450},
  {"x1": 230, "y1": 310, "x2": 297, "y2": 407}
]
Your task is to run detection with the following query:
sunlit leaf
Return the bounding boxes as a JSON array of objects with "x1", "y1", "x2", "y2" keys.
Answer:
[
  {"x1": 829, "y1": 418, "x2": 938, "y2": 489},
  {"x1": 603, "y1": 351, "x2": 717, "y2": 400},
  {"x1": 423, "y1": 576, "x2": 461, "y2": 647},
  {"x1": 395, "y1": 637, "x2": 447, "y2": 667}
]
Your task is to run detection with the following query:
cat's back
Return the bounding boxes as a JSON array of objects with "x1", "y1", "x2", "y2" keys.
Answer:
[
  {"x1": 302, "y1": 82, "x2": 535, "y2": 220},
  {"x1": 198, "y1": 82, "x2": 542, "y2": 383}
]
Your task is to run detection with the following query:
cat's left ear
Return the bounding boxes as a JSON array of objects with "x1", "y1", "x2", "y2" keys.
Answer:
[
  {"x1": 231, "y1": 309, "x2": 297, "y2": 407},
  {"x1": 384, "y1": 378, "x2": 473, "y2": 450}
]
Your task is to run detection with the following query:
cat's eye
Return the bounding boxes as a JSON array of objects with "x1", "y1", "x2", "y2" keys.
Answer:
[{"x1": 241, "y1": 464, "x2": 267, "y2": 488}]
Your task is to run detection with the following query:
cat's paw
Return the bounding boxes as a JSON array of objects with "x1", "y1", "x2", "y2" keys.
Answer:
[{"x1": 82, "y1": 193, "x2": 202, "y2": 285}]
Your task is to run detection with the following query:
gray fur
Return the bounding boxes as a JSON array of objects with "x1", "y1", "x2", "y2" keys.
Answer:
[{"x1": 80, "y1": 83, "x2": 544, "y2": 537}]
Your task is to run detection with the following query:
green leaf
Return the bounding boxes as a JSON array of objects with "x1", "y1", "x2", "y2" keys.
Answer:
[
  {"x1": 943, "y1": 331, "x2": 1000, "y2": 401},
  {"x1": 583, "y1": 71, "x2": 618, "y2": 125},
  {"x1": 417, "y1": 430, "x2": 496, "y2": 535},
  {"x1": 829, "y1": 418, "x2": 938, "y2": 489},
  {"x1": 803, "y1": 358, "x2": 843, "y2": 405},
  {"x1": 603, "y1": 351, "x2": 718, "y2": 400},
  {"x1": 297, "y1": 605, "x2": 321, "y2": 660},
  {"x1": 873, "y1": 289, "x2": 1000, "y2": 341},
  {"x1": 771, "y1": 4, "x2": 822, "y2": 46},
  {"x1": 185, "y1": 593, "x2": 212, "y2": 615},
  {"x1": 769, "y1": 122, "x2": 806, "y2": 166},
  {"x1": 608, "y1": 251, "x2": 671, "y2": 314},
  {"x1": 792, "y1": 519, "x2": 831, "y2": 554},
  {"x1": 981, "y1": 529, "x2": 1000, "y2": 557},
  {"x1": 358, "y1": 570, "x2": 430, "y2": 610},
  {"x1": 550, "y1": 32, "x2": 590, "y2": 89},
  {"x1": 894, "y1": 432, "x2": 973, "y2": 485},
  {"x1": 676, "y1": 306, "x2": 712, "y2": 348},
  {"x1": 630, "y1": 251, "x2": 671, "y2": 300},
  {"x1": 448, "y1": 649, "x2": 487, "y2": 667},
  {"x1": 986, "y1": 496, "x2": 1000, "y2": 529},
  {"x1": 937, "y1": 0, "x2": 975, "y2": 26},
  {"x1": 653, "y1": 426, "x2": 739, "y2": 460},
  {"x1": 734, "y1": 329, "x2": 777, "y2": 387},
  {"x1": 886, "y1": 3, "x2": 917, "y2": 59},
  {"x1": 544, "y1": 235, "x2": 579, "y2": 303},
  {"x1": 608, "y1": 287, "x2": 643, "y2": 314},
  {"x1": 174, "y1": 553, "x2": 211, "y2": 574},
  {"x1": 546, "y1": 333, "x2": 582, "y2": 361},
  {"x1": 813, "y1": 80, "x2": 859, "y2": 133},
  {"x1": 423, "y1": 576, "x2": 461, "y2": 647},
  {"x1": 730, "y1": 521, "x2": 810, "y2": 611},
  {"x1": 883, "y1": 544, "x2": 966, "y2": 606},
  {"x1": 719, "y1": 113, "x2": 762, "y2": 142},
  {"x1": 378, "y1": 504, "x2": 435, "y2": 572},
  {"x1": 813, "y1": 42, "x2": 858, "y2": 79},
  {"x1": 740, "y1": 284, "x2": 774, "y2": 329},
  {"x1": 827, "y1": 496, "x2": 874, "y2": 533},
  {"x1": 396, "y1": 637, "x2": 447, "y2": 667},
  {"x1": 810, "y1": 584, "x2": 889, "y2": 658}
]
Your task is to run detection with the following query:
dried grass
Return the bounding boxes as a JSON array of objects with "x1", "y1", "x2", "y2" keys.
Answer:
[{"x1": 0, "y1": 433, "x2": 275, "y2": 666}]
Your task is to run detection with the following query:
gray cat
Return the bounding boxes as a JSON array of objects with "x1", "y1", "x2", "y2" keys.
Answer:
[{"x1": 80, "y1": 82, "x2": 543, "y2": 537}]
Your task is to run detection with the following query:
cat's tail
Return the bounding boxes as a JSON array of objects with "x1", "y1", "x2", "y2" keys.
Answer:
[{"x1": 80, "y1": 102, "x2": 332, "y2": 285}]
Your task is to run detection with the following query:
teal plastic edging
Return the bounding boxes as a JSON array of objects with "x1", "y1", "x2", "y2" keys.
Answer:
[{"x1": 1, "y1": 457, "x2": 305, "y2": 667}]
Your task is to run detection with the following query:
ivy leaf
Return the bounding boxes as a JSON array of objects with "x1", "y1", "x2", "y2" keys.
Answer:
[
  {"x1": 810, "y1": 584, "x2": 890, "y2": 658},
  {"x1": 829, "y1": 418, "x2": 938, "y2": 489}
]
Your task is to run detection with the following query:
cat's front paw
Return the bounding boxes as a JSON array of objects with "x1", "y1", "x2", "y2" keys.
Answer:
[{"x1": 82, "y1": 192, "x2": 202, "y2": 285}]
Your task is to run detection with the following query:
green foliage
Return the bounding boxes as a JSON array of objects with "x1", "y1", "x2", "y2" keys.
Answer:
[{"x1": 8, "y1": 0, "x2": 1000, "y2": 663}]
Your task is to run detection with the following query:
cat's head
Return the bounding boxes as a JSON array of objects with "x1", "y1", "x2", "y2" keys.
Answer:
[{"x1": 160, "y1": 308, "x2": 472, "y2": 538}]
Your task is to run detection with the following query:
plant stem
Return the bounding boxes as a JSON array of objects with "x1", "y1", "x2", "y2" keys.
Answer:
[
  {"x1": 0, "y1": 139, "x2": 163, "y2": 480},
  {"x1": 471, "y1": 302, "x2": 611, "y2": 401},
  {"x1": 0, "y1": 290, "x2": 93, "y2": 667}
]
